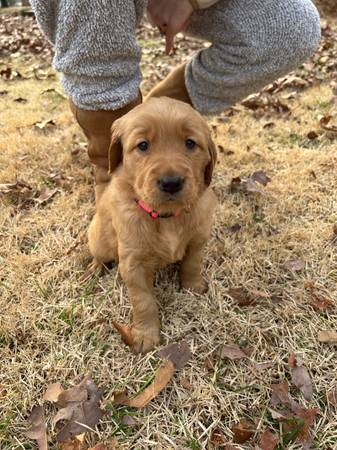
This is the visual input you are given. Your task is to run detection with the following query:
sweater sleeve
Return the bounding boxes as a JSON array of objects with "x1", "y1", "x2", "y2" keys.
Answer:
[{"x1": 189, "y1": 0, "x2": 220, "y2": 9}]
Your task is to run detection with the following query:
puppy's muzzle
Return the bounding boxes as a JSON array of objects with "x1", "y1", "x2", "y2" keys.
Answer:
[{"x1": 158, "y1": 175, "x2": 185, "y2": 195}]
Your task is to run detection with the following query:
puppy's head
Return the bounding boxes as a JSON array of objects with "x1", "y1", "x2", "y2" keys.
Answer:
[{"x1": 109, "y1": 97, "x2": 216, "y2": 211}]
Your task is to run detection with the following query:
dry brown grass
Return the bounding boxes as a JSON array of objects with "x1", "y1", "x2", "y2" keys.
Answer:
[{"x1": 1, "y1": 13, "x2": 337, "y2": 450}]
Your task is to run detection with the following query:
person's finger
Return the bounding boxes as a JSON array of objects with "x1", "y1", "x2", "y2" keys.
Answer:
[{"x1": 165, "y1": 30, "x2": 175, "y2": 55}]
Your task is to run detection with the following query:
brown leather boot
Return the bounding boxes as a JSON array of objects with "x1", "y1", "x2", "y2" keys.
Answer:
[
  {"x1": 145, "y1": 63, "x2": 192, "y2": 104},
  {"x1": 70, "y1": 93, "x2": 142, "y2": 200}
]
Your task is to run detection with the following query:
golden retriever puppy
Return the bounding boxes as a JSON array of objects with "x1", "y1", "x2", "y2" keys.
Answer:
[{"x1": 88, "y1": 97, "x2": 217, "y2": 353}]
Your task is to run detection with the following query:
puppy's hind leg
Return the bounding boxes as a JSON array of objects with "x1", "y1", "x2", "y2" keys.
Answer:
[{"x1": 85, "y1": 214, "x2": 118, "y2": 278}]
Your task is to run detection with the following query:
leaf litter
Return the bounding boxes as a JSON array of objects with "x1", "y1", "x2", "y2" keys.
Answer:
[
  {"x1": 113, "y1": 341, "x2": 191, "y2": 408},
  {"x1": 24, "y1": 405, "x2": 48, "y2": 450},
  {"x1": 288, "y1": 353, "x2": 313, "y2": 401}
]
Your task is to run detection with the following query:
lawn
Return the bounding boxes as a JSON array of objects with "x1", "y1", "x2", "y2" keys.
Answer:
[{"x1": 0, "y1": 7, "x2": 336, "y2": 450}]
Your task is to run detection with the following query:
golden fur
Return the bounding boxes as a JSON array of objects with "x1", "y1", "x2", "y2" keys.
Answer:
[{"x1": 88, "y1": 97, "x2": 217, "y2": 353}]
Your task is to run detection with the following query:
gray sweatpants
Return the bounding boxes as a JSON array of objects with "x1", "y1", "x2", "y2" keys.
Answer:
[{"x1": 31, "y1": 0, "x2": 321, "y2": 114}]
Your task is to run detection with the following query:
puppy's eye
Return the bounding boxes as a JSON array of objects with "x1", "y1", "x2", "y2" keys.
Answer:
[
  {"x1": 137, "y1": 141, "x2": 149, "y2": 152},
  {"x1": 186, "y1": 139, "x2": 196, "y2": 150}
]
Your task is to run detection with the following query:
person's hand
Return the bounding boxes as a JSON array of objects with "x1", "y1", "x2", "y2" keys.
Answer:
[{"x1": 147, "y1": 0, "x2": 194, "y2": 55}]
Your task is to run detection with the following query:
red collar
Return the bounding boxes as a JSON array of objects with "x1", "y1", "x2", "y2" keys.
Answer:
[{"x1": 134, "y1": 198, "x2": 181, "y2": 219}]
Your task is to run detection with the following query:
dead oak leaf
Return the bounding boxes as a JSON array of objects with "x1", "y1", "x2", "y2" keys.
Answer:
[
  {"x1": 50, "y1": 375, "x2": 104, "y2": 443},
  {"x1": 56, "y1": 395, "x2": 104, "y2": 442},
  {"x1": 34, "y1": 188, "x2": 59, "y2": 206},
  {"x1": 43, "y1": 382, "x2": 63, "y2": 403},
  {"x1": 270, "y1": 381, "x2": 301, "y2": 414},
  {"x1": 60, "y1": 436, "x2": 84, "y2": 450},
  {"x1": 34, "y1": 119, "x2": 56, "y2": 130},
  {"x1": 226, "y1": 287, "x2": 256, "y2": 307},
  {"x1": 259, "y1": 429, "x2": 279, "y2": 450},
  {"x1": 289, "y1": 407, "x2": 319, "y2": 448},
  {"x1": 158, "y1": 341, "x2": 191, "y2": 370},
  {"x1": 24, "y1": 405, "x2": 48, "y2": 450},
  {"x1": 121, "y1": 415, "x2": 138, "y2": 427},
  {"x1": 230, "y1": 176, "x2": 265, "y2": 195},
  {"x1": 114, "y1": 341, "x2": 191, "y2": 408},
  {"x1": 288, "y1": 354, "x2": 313, "y2": 401},
  {"x1": 317, "y1": 330, "x2": 337, "y2": 343},
  {"x1": 221, "y1": 343, "x2": 247, "y2": 361},
  {"x1": 306, "y1": 284, "x2": 333, "y2": 312},
  {"x1": 232, "y1": 419, "x2": 255, "y2": 444},
  {"x1": 114, "y1": 360, "x2": 175, "y2": 408},
  {"x1": 87, "y1": 445, "x2": 108, "y2": 450},
  {"x1": 0, "y1": 180, "x2": 32, "y2": 195},
  {"x1": 251, "y1": 170, "x2": 272, "y2": 186},
  {"x1": 209, "y1": 428, "x2": 226, "y2": 446}
]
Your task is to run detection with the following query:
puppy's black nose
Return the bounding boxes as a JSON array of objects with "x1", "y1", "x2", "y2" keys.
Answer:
[{"x1": 158, "y1": 175, "x2": 185, "y2": 194}]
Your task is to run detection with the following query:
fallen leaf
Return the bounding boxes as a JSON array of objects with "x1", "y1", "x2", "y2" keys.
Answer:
[
  {"x1": 259, "y1": 429, "x2": 279, "y2": 450},
  {"x1": 34, "y1": 119, "x2": 56, "y2": 130},
  {"x1": 24, "y1": 405, "x2": 48, "y2": 450},
  {"x1": 34, "y1": 188, "x2": 59, "y2": 206},
  {"x1": 319, "y1": 114, "x2": 337, "y2": 133},
  {"x1": 290, "y1": 407, "x2": 319, "y2": 448},
  {"x1": 270, "y1": 382, "x2": 318, "y2": 448},
  {"x1": 14, "y1": 97, "x2": 28, "y2": 103},
  {"x1": 288, "y1": 354, "x2": 313, "y2": 401},
  {"x1": 121, "y1": 415, "x2": 138, "y2": 427},
  {"x1": 112, "y1": 390, "x2": 129, "y2": 405},
  {"x1": 180, "y1": 377, "x2": 193, "y2": 390},
  {"x1": 204, "y1": 354, "x2": 215, "y2": 371},
  {"x1": 41, "y1": 87, "x2": 67, "y2": 99},
  {"x1": 0, "y1": 180, "x2": 32, "y2": 195},
  {"x1": 327, "y1": 389, "x2": 337, "y2": 406},
  {"x1": 232, "y1": 419, "x2": 255, "y2": 444},
  {"x1": 270, "y1": 381, "x2": 301, "y2": 414},
  {"x1": 284, "y1": 258, "x2": 305, "y2": 272},
  {"x1": 230, "y1": 176, "x2": 265, "y2": 195},
  {"x1": 251, "y1": 170, "x2": 271, "y2": 186},
  {"x1": 209, "y1": 428, "x2": 226, "y2": 446},
  {"x1": 112, "y1": 321, "x2": 134, "y2": 346},
  {"x1": 114, "y1": 342, "x2": 191, "y2": 408},
  {"x1": 307, "y1": 130, "x2": 319, "y2": 140},
  {"x1": 60, "y1": 437, "x2": 84, "y2": 450},
  {"x1": 317, "y1": 330, "x2": 337, "y2": 343},
  {"x1": 269, "y1": 408, "x2": 289, "y2": 420},
  {"x1": 116, "y1": 360, "x2": 175, "y2": 408},
  {"x1": 43, "y1": 382, "x2": 63, "y2": 403},
  {"x1": 226, "y1": 287, "x2": 256, "y2": 306},
  {"x1": 158, "y1": 341, "x2": 191, "y2": 370},
  {"x1": 221, "y1": 343, "x2": 247, "y2": 361},
  {"x1": 306, "y1": 284, "x2": 333, "y2": 311},
  {"x1": 251, "y1": 360, "x2": 274, "y2": 371},
  {"x1": 53, "y1": 375, "x2": 104, "y2": 442},
  {"x1": 87, "y1": 445, "x2": 108, "y2": 450}
]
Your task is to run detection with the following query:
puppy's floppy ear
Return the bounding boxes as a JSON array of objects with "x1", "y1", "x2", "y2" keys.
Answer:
[
  {"x1": 204, "y1": 133, "x2": 217, "y2": 186},
  {"x1": 108, "y1": 118, "x2": 124, "y2": 174}
]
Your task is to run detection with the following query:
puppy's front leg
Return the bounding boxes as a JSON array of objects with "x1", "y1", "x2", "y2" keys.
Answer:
[
  {"x1": 180, "y1": 237, "x2": 208, "y2": 294},
  {"x1": 119, "y1": 253, "x2": 160, "y2": 354}
]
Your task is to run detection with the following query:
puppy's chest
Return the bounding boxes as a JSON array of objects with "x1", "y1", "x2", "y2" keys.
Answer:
[{"x1": 152, "y1": 225, "x2": 188, "y2": 264}]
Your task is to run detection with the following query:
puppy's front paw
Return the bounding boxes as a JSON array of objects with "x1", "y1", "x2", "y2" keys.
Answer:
[
  {"x1": 181, "y1": 277, "x2": 208, "y2": 294},
  {"x1": 131, "y1": 326, "x2": 160, "y2": 354}
]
